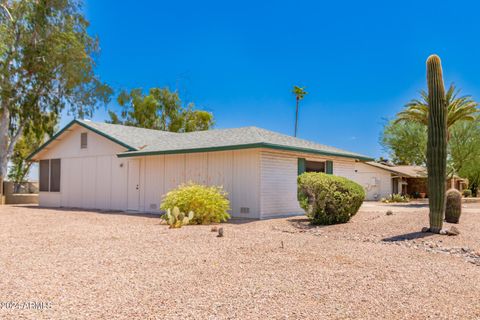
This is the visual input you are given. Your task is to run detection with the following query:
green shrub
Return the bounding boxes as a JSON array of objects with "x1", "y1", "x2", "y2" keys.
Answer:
[
  {"x1": 462, "y1": 189, "x2": 472, "y2": 198},
  {"x1": 298, "y1": 172, "x2": 365, "y2": 225},
  {"x1": 161, "y1": 183, "x2": 230, "y2": 224},
  {"x1": 381, "y1": 194, "x2": 410, "y2": 203}
]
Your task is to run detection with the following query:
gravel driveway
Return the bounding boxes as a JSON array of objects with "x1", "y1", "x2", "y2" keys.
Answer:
[{"x1": 1, "y1": 202, "x2": 479, "y2": 319}]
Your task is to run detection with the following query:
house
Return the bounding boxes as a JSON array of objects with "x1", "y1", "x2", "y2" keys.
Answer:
[
  {"x1": 359, "y1": 162, "x2": 468, "y2": 198},
  {"x1": 28, "y1": 120, "x2": 374, "y2": 218}
]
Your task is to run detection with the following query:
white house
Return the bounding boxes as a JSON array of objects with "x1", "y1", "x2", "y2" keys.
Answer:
[{"x1": 28, "y1": 120, "x2": 376, "y2": 219}]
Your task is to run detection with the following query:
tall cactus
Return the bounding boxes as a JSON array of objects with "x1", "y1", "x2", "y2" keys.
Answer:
[{"x1": 426, "y1": 55, "x2": 448, "y2": 233}]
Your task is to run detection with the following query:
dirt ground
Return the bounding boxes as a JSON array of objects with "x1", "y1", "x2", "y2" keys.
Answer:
[{"x1": 0, "y1": 202, "x2": 479, "y2": 320}]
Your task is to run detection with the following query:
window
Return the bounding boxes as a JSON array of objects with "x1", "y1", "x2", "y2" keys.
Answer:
[
  {"x1": 81, "y1": 132, "x2": 88, "y2": 149},
  {"x1": 306, "y1": 160, "x2": 326, "y2": 173},
  {"x1": 50, "y1": 159, "x2": 61, "y2": 192},
  {"x1": 39, "y1": 159, "x2": 61, "y2": 192},
  {"x1": 39, "y1": 160, "x2": 50, "y2": 192}
]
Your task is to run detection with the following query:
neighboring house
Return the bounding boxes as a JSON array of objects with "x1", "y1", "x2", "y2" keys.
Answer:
[
  {"x1": 361, "y1": 162, "x2": 468, "y2": 198},
  {"x1": 28, "y1": 120, "x2": 375, "y2": 218}
]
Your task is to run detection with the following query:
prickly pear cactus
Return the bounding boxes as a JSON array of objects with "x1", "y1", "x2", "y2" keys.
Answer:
[
  {"x1": 445, "y1": 189, "x2": 462, "y2": 223},
  {"x1": 426, "y1": 55, "x2": 448, "y2": 233},
  {"x1": 163, "y1": 207, "x2": 194, "y2": 228}
]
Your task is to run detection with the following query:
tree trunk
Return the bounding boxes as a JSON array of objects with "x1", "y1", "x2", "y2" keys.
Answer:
[
  {"x1": 0, "y1": 106, "x2": 24, "y2": 198},
  {"x1": 294, "y1": 98, "x2": 299, "y2": 137},
  {"x1": 0, "y1": 108, "x2": 10, "y2": 183}
]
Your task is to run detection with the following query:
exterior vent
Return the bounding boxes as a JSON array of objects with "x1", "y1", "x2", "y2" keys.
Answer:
[
  {"x1": 240, "y1": 207, "x2": 250, "y2": 214},
  {"x1": 150, "y1": 203, "x2": 157, "y2": 210},
  {"x1": 80, "y1": 132, "x2": 88, "y2": 149}
]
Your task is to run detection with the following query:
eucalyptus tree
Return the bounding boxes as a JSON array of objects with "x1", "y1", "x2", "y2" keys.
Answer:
[
  {"x1": 107, "y1": 87, "x2": 214, "y2": 132},
  {"x1": 0, "y1": 0, "x2": 111, "y2": 194}
]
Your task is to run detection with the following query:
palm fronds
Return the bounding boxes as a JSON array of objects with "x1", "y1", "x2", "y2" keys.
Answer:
[{"x1": 395, "y1": 84, "x2": 479, "y2": 129}]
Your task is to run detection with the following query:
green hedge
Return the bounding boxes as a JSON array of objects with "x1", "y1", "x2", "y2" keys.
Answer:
[
  {"x1": 161, "y1": 183, "x2": 231, "y2": 224},
  {"x1": 298, "y1": 172, "x2": 365, "y2": 225}
]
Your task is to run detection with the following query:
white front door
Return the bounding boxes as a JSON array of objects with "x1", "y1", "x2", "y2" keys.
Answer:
[{"x1": 127, "y1": 159, "x2": 140, "y2": 211}]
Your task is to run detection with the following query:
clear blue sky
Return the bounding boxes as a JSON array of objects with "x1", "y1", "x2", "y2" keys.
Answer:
[{"x1": 72, "y1": 0, "x2": 480, "y2": 158}]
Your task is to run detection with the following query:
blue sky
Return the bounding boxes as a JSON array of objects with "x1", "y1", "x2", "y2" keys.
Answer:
[{"x1": 72, "y1": 0, "x2": 480, "y2": 158}]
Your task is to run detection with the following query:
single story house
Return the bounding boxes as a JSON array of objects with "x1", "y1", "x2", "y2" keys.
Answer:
[
  {"x1": 359, "y1": 162, "x2": 468, "y2": 198},
  {"x1": 28, "y1": 120, "x2": 375, "y2": 219}
]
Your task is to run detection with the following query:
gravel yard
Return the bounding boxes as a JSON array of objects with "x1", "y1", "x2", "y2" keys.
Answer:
[{"x1": 1, "y1": 202, "x2": 479, "y2": 320}]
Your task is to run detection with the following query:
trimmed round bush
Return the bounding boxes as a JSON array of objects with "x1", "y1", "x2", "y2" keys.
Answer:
[
  {"x1": 160, "y1": 183, "x2": 231, "y2": 224},
  {"x1": 298, "y1": 172, "x2": 365, "y2": 225}
]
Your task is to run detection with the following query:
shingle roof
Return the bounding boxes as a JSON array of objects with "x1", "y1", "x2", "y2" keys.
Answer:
[
  {"x1": 77, "y1": 120, "x2": 176, "y2": 150},
  {"x1": 365, "y1": 162, "x2": 427, "y2": 178},
  {"x1": 29, "y1": 119, "x2": 373, "y2": 161},
  {"x1": 105, "y1": 123, "x2": 371, "y2": 160}
]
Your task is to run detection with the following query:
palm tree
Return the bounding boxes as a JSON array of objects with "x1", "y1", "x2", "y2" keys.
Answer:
[
  {"x1": 395, "y1": 84, "x2": 478, "y2": 130},
  {"x1": 292, "y1": 85, "x2": 308, "y2": 137}
]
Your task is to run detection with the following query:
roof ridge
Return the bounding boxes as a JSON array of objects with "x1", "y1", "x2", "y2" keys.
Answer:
[{"x1": 77, "y1": 119, "x2": 177, "y2": 134}]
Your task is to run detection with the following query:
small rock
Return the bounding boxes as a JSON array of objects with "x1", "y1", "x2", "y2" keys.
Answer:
[
  {"x1": 446, "y1": 226, "x2": 460, "y2": 236},
  {"x1": 217, "y1": 227, "x2": 224, "y2": 237},
  {"x1": 386, "y1": 210, "x2": 393, "y2": 216},
  {"x1": 421, "y1": 227, "x2": 430, "y2": 233},
  {"x1": 439, "y1": 229, "x2": 448, "y2": 235},
  {"x1": 210, "y1": 226, "x2": 218, "y2": 232}
]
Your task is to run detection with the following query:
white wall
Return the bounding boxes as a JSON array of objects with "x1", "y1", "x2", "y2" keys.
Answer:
[
  {"x1": 260, "y1": 151, "x2": 303, "y2": 218},
  {"x1": 141, "y1": 150, "x2": 260, "y2": 218},
  {"x1": 37, "y1": 124, "x2": 386, "y2": 218},
  {"x1": 38, "y1": 124, "x2": 129, "y2": 210},
  {"x1": 258, "y1": 149, "x2": 360, "y2": 218},
  {"x1": 353, "y1": 162, "x2": 392, "y2": 200}
]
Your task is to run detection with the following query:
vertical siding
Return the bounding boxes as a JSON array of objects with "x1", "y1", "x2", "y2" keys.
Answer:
[
  {"x1": 38, "y1": 124, "x2": 129, "y2": 210},
  {"x1": 110, "y1": 157, "x2": 128, "y2": 210},
  {"x1": 164, "y1": 154, "x2": 186, "y2": 193},
  {"x1": 144, "y1": 155, "x2": 165, "y2": 212},
  {"x1": 81, "y1": 157, "x2": 97, "y2": 209},
  {"x1": 231, "y1": 150, "x2": 260, "y2": 218},
  {"x1": 207, "y1": 151, "x2": 234, "y2": 208},
  {"x1": 185, "y1": 153, "x2": 208, "y2": 184},
  {"x1": 65, "y1": 158, "x2": 82, "y2": 207},
  {"x1": 95, "y1": 156, "x2": 112, "y2": 209},
  {"x1": 139, "y1": 149, "x2": 260, "y2": 218},
  {"x1": 260, "y1": 151, "x2": 303, "y2": 218}
]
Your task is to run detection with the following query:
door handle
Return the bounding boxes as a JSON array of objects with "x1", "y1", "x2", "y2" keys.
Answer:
[{"x1": 136, "y1": 184, "x2": 139, "y2": 190}]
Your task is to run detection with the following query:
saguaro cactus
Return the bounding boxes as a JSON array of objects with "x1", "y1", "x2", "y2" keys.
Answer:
[{"x1": 426, "y1": 55, "x2": 448, "y2": 233}]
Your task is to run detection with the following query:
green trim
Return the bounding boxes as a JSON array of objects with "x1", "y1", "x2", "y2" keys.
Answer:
[
  {"x1": 27, "y1": 120, "x2": 137, "y2": 161},
  {"x1": 326, "y1": 160, "x2": 333, "y2": 174},
  {"x1": 297, "y1": 158, "x2": 306, "y2": 175},
  {"x1": 117, "y1": 142, "x2": 374, "y2": 161}
]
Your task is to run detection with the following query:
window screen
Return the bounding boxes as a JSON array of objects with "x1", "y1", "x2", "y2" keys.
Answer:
[
  {"x1": 81, "y1": 132, "x2": 88, "y2": 149},
  {"x1": 39, "y1": 160, "x2": 50, "y2": 192},
  {"x1": 50, "y1": 159, "x2": 61, "y2": 192}
]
